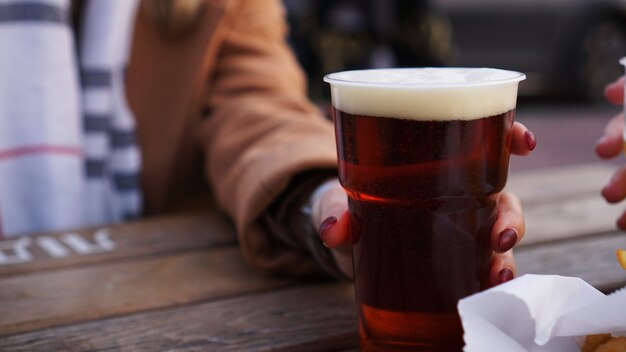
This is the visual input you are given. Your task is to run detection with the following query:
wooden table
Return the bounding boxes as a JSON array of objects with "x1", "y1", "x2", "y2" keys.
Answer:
[{"x1": 0, "y1": 163, "x2": 625, "y2": 351}]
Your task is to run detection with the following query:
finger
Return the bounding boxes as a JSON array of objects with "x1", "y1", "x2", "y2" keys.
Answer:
[
  {"x1": 490, "y1": 192, "x2": 525, "y2": 253},
  {"x1": 510, "y1": 122, "x2": 536, "y2": 155},
  {"x1": 311, "y1": 180, "x2": 352, "y2": 249},
  {"x1": 601, "y1": 166, "x2": 626, "y2": 203},
  {"x1": 604, "y1": 76, "x2": 625, "y2": 105},
  {"x1": 319, "y1": 212, "x2": 351, "y2": 249},
  {"x1": 595, "y1": 114, "x2": 624, "y2": 159},
  {"x1": 488, "y1": 251, "x2": 516, "y2": 288},
  {"x1": 311, "y1": 180, "x2": 344, "y2": 223}
]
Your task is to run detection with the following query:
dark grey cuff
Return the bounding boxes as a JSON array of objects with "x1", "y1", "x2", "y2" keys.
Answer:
[{"x1": 262, "y1": 170, "x2": 348, "y2": 281}]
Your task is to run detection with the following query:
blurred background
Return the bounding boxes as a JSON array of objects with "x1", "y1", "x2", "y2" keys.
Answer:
[{"x1": 282, "y1": 0, "x2": 626, "y2": 171}]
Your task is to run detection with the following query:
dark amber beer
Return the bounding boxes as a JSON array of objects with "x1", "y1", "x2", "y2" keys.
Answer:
[{"x1": 324, "y1": 68, "x2": 525, "y2": 351}]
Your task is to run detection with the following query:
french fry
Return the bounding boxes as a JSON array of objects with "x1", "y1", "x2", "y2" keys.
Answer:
[
  {"x1": 583, "y1": 334, "x2": 613, "y2": 352},
  {"x1": 617, "y1": 249, "x2": 626, "y2": 270},
  {"x1": 595, "y1": 337, "x2": 626, "y2": 352}
]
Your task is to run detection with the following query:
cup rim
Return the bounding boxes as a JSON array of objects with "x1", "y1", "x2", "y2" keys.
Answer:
[{"x1": 323, "y1": 67, "x2": 526, "y2": 89}]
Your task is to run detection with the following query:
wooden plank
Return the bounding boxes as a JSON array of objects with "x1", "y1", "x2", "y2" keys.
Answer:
[
  {"x1": 520, "y1": 193, "x2": 623, "y2": 246},
  {"x1": 0, "y1": 210, "x2": 236, "y2": 277},
  {"x1": 507, "y1": 163, "x2": 615, "y2": 205},
  {"x1": 516, "y1": 231, "x2": 626, "y2": 293},
  {"x1": 0, "y1": 246, "x2": 294, "y2": 337},
  {"x1": 0, "y1": 283, "x2": 359, "y2": 352},
  {"x1": 505, "y1": 163, "x2": 623, "y2": 246}
]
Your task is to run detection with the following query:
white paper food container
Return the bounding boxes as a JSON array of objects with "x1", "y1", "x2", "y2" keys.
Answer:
[{"x1": 458, "y1": 274, "x2": 626, "y2": 352}]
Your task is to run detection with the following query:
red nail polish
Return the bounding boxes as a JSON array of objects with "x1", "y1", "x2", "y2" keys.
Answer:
[
  {"x1": 525, "y1": 131, "x2": 536, "y2": 151},
  {"x1": 498, "y1": 229, "x2": 518, "y2": 253},
  {"x1": 319, "y1": 216, "x2": 337, "y2": 244}
]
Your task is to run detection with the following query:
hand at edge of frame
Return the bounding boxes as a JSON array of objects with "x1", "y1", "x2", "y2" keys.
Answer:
[{"x1": 596, "y1": 76, "x2": 626, "y2": 229}]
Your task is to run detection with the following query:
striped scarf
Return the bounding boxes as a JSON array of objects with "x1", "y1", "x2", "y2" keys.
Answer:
[{"x1": 0, "y1": 0, "x2": 141, "y2": 237}]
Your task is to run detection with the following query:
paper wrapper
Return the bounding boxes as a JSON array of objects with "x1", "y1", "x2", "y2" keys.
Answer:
[{"x1": 458, "y1": 274, "x2": 626, "y2": 352}]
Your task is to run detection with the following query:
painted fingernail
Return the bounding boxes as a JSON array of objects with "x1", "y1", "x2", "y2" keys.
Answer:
[
  {"x1": 498, "y1": 229, "x2": 518, "y2": 253},
  {"x1": 319, "y1": 216, "x2": 337, "y2": 244},
  {"x1": 525, "y1": 130, "x2": 537, "y2": 151},
  {"x1": 499, "y1": 268, "x2": 514, "y2": 284}
]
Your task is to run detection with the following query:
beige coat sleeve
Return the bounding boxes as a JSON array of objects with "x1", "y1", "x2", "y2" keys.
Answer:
[{"x1": 198, "y1": 0, "x2": 338, "y2": 276}]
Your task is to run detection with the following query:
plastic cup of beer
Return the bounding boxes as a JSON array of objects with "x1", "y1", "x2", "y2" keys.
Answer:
[{"x1": 324, "y1": 68, "x2": 525, "y2": 351}]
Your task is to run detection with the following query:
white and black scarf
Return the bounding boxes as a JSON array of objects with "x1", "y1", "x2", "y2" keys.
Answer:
[{"x1": 0, "y1": 0, "x2": 141, "y2": 237}]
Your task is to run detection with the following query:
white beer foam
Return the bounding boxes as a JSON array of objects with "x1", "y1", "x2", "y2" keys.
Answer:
[{"x1": 325, "y1": 68, "x2": 525, "y2": 121}]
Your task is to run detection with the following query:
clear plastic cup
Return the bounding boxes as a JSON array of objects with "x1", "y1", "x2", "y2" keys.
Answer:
[{"x1": 324, "y1": 68, "x2": 525, "y2": 351}]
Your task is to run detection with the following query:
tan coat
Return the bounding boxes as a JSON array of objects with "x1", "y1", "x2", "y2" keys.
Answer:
[{"x1": 125, "y1": 0, "x2": 338, "y2": 276}]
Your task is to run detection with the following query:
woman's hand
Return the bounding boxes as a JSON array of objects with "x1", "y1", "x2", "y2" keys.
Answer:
[
  {"x1": 595, "y1": 76, "x2": 626, "y2": 228},
  {"x1": 311, "y1": 121, "x2": 536, "y2": 285}
]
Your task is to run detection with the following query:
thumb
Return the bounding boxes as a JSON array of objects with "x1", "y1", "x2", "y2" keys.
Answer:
[{"x1": 310, "y1": 179, "x2": 351, "y2": 248}]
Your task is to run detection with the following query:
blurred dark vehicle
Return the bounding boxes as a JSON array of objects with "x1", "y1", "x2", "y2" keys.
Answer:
[
  {"x1": 283, "y1": 0, "x2": 448, "y2": 102},
  {"x1": 283, "y1": 0, "x2": 626, "y2": 102},
  {"x1": 430, "y1": 0, "x2": 626, "y2": 101}
]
